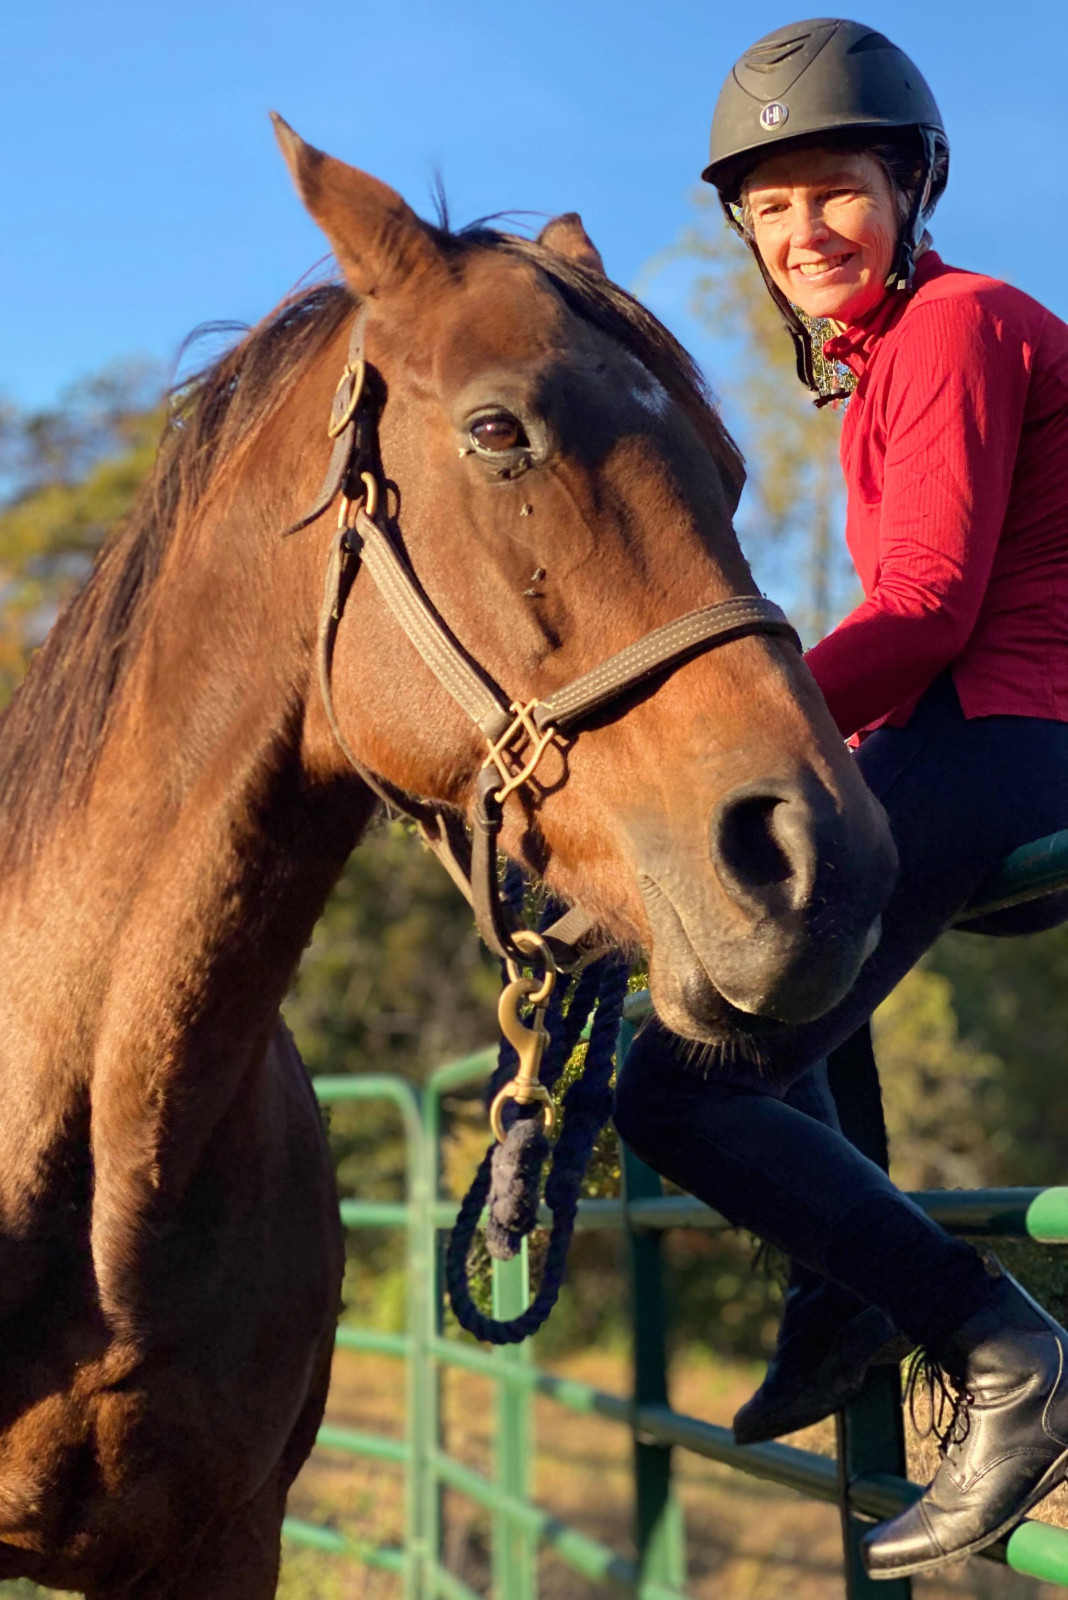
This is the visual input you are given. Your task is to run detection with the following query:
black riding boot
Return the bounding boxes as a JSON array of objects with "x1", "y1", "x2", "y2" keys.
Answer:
[
  {"x1": 734, "y1": 1267, "x2": 912, "y2": 1444},
  {"x1": 863, "y1": 1273, "x2": 1068, "y2": 1579}
]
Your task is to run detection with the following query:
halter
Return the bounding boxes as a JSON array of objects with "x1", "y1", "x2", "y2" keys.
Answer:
[{"x1": 287, "y1": 304, "x2": 802, "y2": 979}]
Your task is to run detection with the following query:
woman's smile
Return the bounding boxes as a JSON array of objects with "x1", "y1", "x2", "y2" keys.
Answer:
[
  {"x1": 794, "y1": 252, "x2": 855, "y2": 279},
  {"x1": 745, "y1": 148, "x2": 900, "y2": 323}
]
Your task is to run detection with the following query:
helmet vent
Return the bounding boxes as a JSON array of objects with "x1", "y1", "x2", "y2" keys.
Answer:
[
  {"x1": 847, "y1": 31, "x2": 894, "y2": 54},
  {"x1": 743, "y1": 35, "x2": 809, "y2": 73}
]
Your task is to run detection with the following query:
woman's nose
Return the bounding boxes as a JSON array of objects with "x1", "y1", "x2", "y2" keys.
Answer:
[{"x1": 790, "y1": 202, "x2": 830, "y2": 249}]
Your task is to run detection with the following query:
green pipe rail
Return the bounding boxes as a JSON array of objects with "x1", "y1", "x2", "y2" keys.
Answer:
[{"x1": 284, "y1": 827, "x2": 1068, "y2": 1598}]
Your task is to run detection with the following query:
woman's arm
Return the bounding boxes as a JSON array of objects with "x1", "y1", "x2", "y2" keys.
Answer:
[{"x1": 804, "y1": 296, "x2": 1034, "y2": 738}]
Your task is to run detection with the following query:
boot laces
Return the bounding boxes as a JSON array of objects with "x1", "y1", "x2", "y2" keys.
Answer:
[{"x1": 905, "y1": 1349, "x2": 975, "y2": 1454}]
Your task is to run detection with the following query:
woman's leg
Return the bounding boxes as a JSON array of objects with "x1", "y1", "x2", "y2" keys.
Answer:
[
  {"x1": 616, "y1": 679, "x2": 1068, "y2": 1575},
  {"x1": 730, "y1": 1038, "x2": 906, "y2": 1442},
  {"x1": 615, "y1": 676, "x2": 1068, "y2": 1339},
  {"x1": 617, "y1": 1027, "x2": 1068, "y2": 1576},
  {"x1": 614, "y1": 1051, "x2": 991, "y2": 1349}
]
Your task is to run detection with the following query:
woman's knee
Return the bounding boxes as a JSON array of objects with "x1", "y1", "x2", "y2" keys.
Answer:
[
  {"x1": 613, "y1": 1021, "x2": 769, "y2": 1167},
  {"x1": 613, "y1": 1022, "x2": 686, "y2": 1160},
  {"x1": 612, "y1": 1047, "x2": 653, "y2": 1153}
]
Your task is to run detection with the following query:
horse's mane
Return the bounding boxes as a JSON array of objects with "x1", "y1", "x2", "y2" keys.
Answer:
[
  {"x1": 0, "y1": 226, "x2": 744, "y2": 865},
  {"x1": 0, "y1": 283, "x2": 353, "y2": 863}
]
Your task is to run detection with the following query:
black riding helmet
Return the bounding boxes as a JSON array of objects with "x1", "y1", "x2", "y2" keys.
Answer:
[{"x1": 703, "y1": 18, "x2": 949, "y2": 400}]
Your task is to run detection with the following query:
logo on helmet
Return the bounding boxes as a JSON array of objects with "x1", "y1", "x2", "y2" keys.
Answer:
[{"x1": 759, "y1": 102, "x2": 789, "y2": 131}]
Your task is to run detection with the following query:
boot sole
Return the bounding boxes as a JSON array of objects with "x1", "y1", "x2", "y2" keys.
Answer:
[{"x1": 865, "y1": 1446, "x2": 1068, "y2": 1580}]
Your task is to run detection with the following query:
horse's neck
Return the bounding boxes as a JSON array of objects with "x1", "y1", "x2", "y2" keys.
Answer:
[
  {"x1": 0, "y1": 481, "x2": 370, "y2": 1322},
  {"x1": 10, "y1": 537, "x2": 357, "y2": 1024}
]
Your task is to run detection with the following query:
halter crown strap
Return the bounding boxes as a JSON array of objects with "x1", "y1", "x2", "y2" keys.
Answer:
[{"x1": 283, "y1": 306, "x2": 371, "y2": 538}]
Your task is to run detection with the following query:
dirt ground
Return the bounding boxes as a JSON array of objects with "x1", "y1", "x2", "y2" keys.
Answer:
[{"x1": 282, "y1": 1345, "x2": 1068, "y2": 1600}]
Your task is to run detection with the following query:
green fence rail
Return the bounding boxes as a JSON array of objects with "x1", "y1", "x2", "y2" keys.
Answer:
[{"x1": 284, "y1": 827, "x2": 1068, "y2": 1599}]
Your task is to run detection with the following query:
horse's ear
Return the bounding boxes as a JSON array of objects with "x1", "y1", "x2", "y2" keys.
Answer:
[
  {"x1": 537, "y1": 213, "x2": 606, "y2": 276},
  {"x1": 271, "y1": 114, "x2": 442, "y2": 298}
]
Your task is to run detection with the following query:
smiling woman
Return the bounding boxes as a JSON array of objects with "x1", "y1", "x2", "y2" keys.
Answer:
[
  {"x1": 745, "y1": 148, "x2": 901, "y2": 325},
  {"x1": 613, "y1": 13, "x2": 1068, "y2": 1587}
]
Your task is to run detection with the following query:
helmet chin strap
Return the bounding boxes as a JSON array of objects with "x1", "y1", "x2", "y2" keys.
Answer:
[{"x1": 884, "y1": 126, "x2": 940, "y2": 293}]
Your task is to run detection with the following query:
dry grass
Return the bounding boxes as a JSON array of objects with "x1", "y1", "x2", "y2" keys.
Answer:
[{"x1": 281, "y1": 1346, "x2": 1068, "y2": 1600}]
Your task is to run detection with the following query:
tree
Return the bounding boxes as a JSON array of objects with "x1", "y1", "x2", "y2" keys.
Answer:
[
  {"x1": 926, "y1": 926, "x2": 1068, "y2": 1188},
  {"x1": 0, "y1": 364, "x2": 164, "y2": 701}
]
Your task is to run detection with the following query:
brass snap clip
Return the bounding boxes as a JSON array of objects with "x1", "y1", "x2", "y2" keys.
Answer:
[{"x1": 489, "y1": 931, "x2": 558, "y2": 1143}]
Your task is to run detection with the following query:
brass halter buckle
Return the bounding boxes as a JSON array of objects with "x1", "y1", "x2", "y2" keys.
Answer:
[
  {"x1": 489, "y1": 931, "x2": 558, "y2": 1143},
  {"x1": 483, "y1": 700, "x2": 560, "y2": 805},
  {"x1": 327, "y1": 358, "x2": 367, "y2": 439}
]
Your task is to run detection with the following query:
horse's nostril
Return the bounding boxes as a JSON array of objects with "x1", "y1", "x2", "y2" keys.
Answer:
[{"x1": 716, "y1": 795, "x2": 793, "y2": 891}]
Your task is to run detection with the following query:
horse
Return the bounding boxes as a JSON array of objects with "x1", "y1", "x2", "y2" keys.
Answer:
[{"x1": 0, "y1": 119, "x2": 895, "y2": 1597}]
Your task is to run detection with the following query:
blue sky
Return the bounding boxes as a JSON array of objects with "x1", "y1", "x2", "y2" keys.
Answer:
[{"x1": 4, "y1": 0, "x2": 1066, "y2": 413}]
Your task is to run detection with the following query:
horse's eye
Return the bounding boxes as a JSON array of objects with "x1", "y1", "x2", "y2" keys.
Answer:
[{"x1": 470, "y1": 413, "x2": 527, "y2": 453}]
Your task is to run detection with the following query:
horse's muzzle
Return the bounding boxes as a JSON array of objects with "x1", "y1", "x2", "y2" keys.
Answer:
[{"x1": 634, "y1": 772, "x2": 897, "y2": 1040}]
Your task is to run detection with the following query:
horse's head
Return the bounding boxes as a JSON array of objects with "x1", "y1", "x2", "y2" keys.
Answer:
[{"x1": 274, "y1": 121, "x2": 896, "y2": 1050}]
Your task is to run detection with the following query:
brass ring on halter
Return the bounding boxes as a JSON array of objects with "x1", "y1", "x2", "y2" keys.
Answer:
[
  {"x1": 504, "y1": 928, "x2": 557, "y2": 1003},
  {"x1": 489, "y1": 1080, "x2": 556, "y2": 1144},
  {"x1": 359, "y1": 471, "x2": 380, "y2": 520},
  {"x1": 327, "y1": 359, "x2": 366, "y2": 439}
]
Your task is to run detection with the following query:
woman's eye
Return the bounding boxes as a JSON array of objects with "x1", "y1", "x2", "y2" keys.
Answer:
[{"x1": 470, "y1": 413, "x2": 527, "y2": 453}]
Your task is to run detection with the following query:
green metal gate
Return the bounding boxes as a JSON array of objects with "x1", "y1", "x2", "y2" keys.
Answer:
[{"x1": 285, "y1": 828, "x2": 1068, "y2": 1597}]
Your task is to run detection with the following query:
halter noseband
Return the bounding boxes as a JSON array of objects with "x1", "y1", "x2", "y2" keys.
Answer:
[{"x1": 288, "y1": 305, "x2": 802, "y2": 971}]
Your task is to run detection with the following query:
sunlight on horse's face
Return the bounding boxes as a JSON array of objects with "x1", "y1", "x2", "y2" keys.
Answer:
[{"x1": 276, "y1": 122, "x2": 896, "y2": 1044}]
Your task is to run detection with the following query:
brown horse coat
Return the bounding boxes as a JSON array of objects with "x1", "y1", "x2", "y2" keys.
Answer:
[{"x1": 0, "y1": 124, "x2": 893, "y2": 1596}]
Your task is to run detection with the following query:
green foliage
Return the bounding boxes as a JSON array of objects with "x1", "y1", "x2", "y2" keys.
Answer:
[
  {"x1": 0, "y1": 365, "x2": 164, "y2": 701},
  {"x1": 928, "y1": 925, "x2": 1068, "y2": 1187},
  {"x1": 284, "y1": 820, "x2": 498, "y2": 1087},
  {"x1": 662, "y1": 1229, "x2": 785, "y2": 1360},
  {"x1": 874, "y1": 961, "x2": 1011, "y2": 1191},
  {"x1": 276, "y1": 1550, "x2": 346, "y2": 1600},
  {"x1": 983, "y1": 1238, "x2": 1068, "y2": 1333}
]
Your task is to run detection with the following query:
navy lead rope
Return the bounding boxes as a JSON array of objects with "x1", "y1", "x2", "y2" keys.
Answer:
[{"x1": 445, "y1": 879, "x2": 629, "y2": 1344}]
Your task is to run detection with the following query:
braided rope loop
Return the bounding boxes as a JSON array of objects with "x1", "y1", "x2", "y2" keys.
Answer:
[{"x1": 445, "y1": 948, "x2": 629, "y2": 1345}]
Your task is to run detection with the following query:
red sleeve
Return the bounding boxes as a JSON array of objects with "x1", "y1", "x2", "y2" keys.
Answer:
[{"x1": 804, "y1": 295, "x2": 1032, "y2": 738}]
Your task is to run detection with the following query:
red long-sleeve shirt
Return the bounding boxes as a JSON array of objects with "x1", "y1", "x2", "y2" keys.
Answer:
[{"x1": 803, "y1": 251, "x2": 1068, "y2": 740}]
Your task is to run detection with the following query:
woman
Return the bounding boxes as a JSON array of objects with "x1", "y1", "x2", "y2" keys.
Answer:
[{"x1": 613, "y1": 17, "x2": 1068, "y2": 1580}]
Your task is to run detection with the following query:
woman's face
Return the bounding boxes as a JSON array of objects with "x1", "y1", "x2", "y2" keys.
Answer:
[{"x1": 746, "y1": 148, "x2": 900, "y2": 324}]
